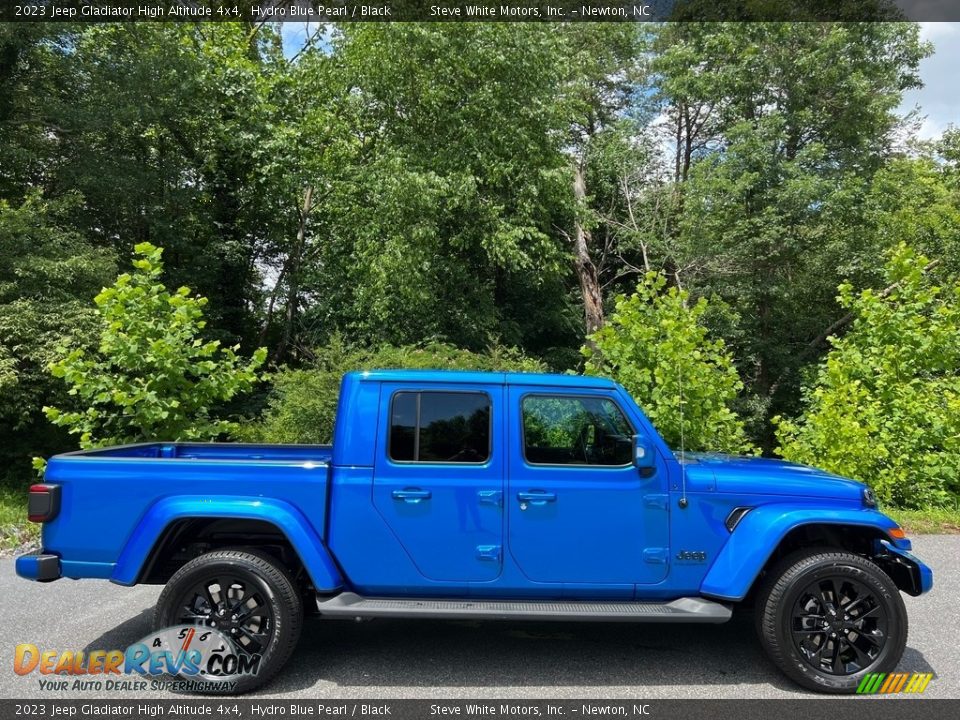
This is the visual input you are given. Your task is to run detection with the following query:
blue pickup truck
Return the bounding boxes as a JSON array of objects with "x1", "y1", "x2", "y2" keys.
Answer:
[{"x1": 18, "y1": 370, "x2": 932, "y2": 693}]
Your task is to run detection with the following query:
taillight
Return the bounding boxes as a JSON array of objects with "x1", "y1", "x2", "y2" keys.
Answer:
[{"x1": 28, "y1": 484, "x2": 61, "y2": 523}]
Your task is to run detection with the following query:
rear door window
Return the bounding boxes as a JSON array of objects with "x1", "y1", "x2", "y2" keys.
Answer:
[{"x1": 389, "y1": 391, "x2": 491, "y2": 463}]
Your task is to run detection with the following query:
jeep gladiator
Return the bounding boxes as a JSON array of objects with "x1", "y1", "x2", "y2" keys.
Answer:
[{"x1": 17, "y1": 370, "x2": 933, "y2": 693}]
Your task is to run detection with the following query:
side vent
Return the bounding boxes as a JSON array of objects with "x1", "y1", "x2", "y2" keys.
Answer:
[{"x1": 725, "y1": 506, "x2": 752, "y2": 532}]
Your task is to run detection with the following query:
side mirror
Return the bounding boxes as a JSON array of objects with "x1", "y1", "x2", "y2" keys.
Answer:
[{"x1": 633, "y1": 435, "x2": 656, "y2": 474}]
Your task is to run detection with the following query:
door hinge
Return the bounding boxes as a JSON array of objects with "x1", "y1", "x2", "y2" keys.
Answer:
[
  {"x1": 643, "y1": 547, "x2": 669, "y2": 564},
  {"x1": 477, "y1": 490, "x2": 502, "y2": 507},
  {"x1": 476, "y1": 545, "x2": 502, "y2": 561},
  {"x1": 644, "y1": 494, "x2": 669, "y2": 510}
]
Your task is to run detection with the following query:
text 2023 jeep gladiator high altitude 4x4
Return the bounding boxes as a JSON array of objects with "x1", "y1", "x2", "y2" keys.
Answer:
[{"x1": 18, "y1": 370, "x2": 932, "y2": 693}]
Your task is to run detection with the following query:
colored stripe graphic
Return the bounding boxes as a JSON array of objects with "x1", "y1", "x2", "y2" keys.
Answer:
[
  {"x1": 857, "y1": 673, "x2": 885, "y2": 694},
  {"x1": 879, "y1": 673, "x2": 897, "y2": 693},
  {"x1": 856, "y1": 672, "x2": 932, "y2": 694}
]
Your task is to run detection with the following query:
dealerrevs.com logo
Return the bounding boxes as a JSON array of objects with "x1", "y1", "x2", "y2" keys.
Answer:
[{"x1": 13, "y1": 626, "x2": 261, "y2": 693}]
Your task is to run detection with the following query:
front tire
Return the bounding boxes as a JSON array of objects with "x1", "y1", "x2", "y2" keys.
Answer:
[
  {"x1": 755, "y1": 549, "x2": 907, "y2": 693},
  {"x1": 154, "y1": 548, "x2": 303, "y2": 694}
]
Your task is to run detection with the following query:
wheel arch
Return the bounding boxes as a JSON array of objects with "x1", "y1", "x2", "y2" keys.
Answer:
[
  {"x1": 701, "y1": 505, "x2": 902, "y2": 601},
  {"x1": 111, "y1": 495, "x2": 343, "y2": 592}
]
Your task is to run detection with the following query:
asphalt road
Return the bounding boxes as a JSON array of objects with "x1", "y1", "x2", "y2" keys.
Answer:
[{"x1": 1, "y1": 535, "x2": 956, "y2": 700}]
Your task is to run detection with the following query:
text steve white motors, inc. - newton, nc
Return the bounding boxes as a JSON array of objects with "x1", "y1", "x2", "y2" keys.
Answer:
[{"x1": 429, "y1": 5, "x2": 655, "y2": 18}]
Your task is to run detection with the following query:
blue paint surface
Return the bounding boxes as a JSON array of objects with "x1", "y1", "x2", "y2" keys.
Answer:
[{"x1": 17, "y1": 370, "x2": 932, "y2": 603}]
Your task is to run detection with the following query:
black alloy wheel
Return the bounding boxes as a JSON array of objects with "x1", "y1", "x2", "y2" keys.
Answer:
[
  {"x1": 790, "y1": 576, "x2": 888, "y2": 675},
  {"x1": 176, "y1": 571, "x2": 275, "y2": 656},
  {"x1": 755, "y1": 549, "x2": 908, "y2": 693},
  {"x1": 155, "y1": 548, "x2": 303, "y2": 694}
]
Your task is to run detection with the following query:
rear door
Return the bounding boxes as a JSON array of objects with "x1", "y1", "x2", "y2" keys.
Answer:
[
  {"x1": 506, "y1": 387, "x2": 670, "y2": 585},
  {"x1": 373, "y1": 383, "x2": 504, "y2": 582}
]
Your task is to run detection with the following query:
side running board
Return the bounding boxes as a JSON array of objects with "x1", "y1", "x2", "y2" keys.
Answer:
[{"x1": 316, "y1": 593, "x2": 732, "y2": 623}]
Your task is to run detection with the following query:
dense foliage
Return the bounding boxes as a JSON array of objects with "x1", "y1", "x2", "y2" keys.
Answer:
[
  {"x1": 585, "y1": 273, "x2": 754, "y2": 454},
  {"x1": 0, "y1": 20, "x2": 957, "y2": 510},
  {"x1": 44, "y1": 244, "x2": 267, "y2": 448},
  {"x1": 776, "y1": 246, "x2": 960, "y2": 508},
  {"x1": 0, "y1": 195, "x2": 116, "y2": 480}
]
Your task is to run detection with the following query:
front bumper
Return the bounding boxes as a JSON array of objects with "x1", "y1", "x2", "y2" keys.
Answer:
[
  {"x1": 875, "y1": 541, "x2": 933, "y2": 596},
  {"x1": 16, "y1": 552, "x2": 61, "y2": 582}
]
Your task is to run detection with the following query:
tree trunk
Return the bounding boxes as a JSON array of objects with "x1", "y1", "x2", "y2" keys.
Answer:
[
  {"x1": 572, "y1": 161, "x2": 604, "y2": 341},
  {"x1": 273, "y1": 185, "x2": 314, "y2": 362}
]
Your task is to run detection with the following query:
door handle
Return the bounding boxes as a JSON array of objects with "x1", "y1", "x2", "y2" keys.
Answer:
[
  {"x1": 517, "y1": 490, "x2": 556, "y2": 505},
  {"x1": 392, "y1": 488, "x2": 432, "y2": 503}
]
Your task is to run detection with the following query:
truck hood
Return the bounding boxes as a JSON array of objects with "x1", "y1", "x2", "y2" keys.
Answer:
[{"x1": 683, "y1": 453, "x2": 866, "y2": 502}]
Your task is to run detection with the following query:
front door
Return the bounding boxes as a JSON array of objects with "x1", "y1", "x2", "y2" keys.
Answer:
[
  {"x1": 373, "y1": 383, "x2": 504, "y2": 582},
  {"x1": 507, "y1": 388, "x2": 670, "y2": 585}
]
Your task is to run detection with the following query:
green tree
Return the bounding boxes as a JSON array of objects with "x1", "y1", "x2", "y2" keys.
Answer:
[
  {"x1": 776, "y1": 245, "x2": 960, "y2": 508},
  {"x1": 301, "y1": 24, "x2": 577, "y2": 354},
  {"x1": 0, "y1": 20, "x2": 952, "y2": 482},
  {"x1": 0, "y1": 25, "x2": 68, "y2": 200},
  {"x1": 4, "y1": 23, "x2": 295, "y2": 344},
  {"x1": 650, "y1": 22, "x2": 929, "y2": 446},
  {"x1": 584, "y1": 272, "x2": 754, "y2": 454},
  {"x1": 249, "y1": 336, "x2": 546, "y2": 445},
  {"x1": 0, "y1": 194, "x2": 116, "y2": 480},
  {"x1": 44, "y1": 243, "x2": 267, "y2": 448}
]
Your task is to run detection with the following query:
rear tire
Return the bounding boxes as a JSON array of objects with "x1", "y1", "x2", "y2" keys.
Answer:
[
  {"x1": 755, "y1": 549, "x2": 907, "y2": 694},
  {"x1": 154, "y1": 548, "x2": 303, "y2": 694}
]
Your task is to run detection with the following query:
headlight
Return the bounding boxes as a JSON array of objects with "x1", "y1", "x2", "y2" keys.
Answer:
[{"x1": 863, "y1": 487, "x2": 878, "y2": 508}]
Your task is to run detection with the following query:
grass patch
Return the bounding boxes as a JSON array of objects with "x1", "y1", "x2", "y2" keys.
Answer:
[
  {"x1": 885, "y1": 506, "x2": 960, "y2": 535},
  {"x1": 0, "y1": 484, "x2": 38, "y2": 556}
]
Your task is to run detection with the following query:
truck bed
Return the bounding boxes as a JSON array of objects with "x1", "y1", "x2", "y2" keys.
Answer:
[
  {"x1": 63, "y1": 441, "x2": 333, "y2": 463},
  {"x1": 38, "y1": 442, "x2": 334, "y2": 582}
]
